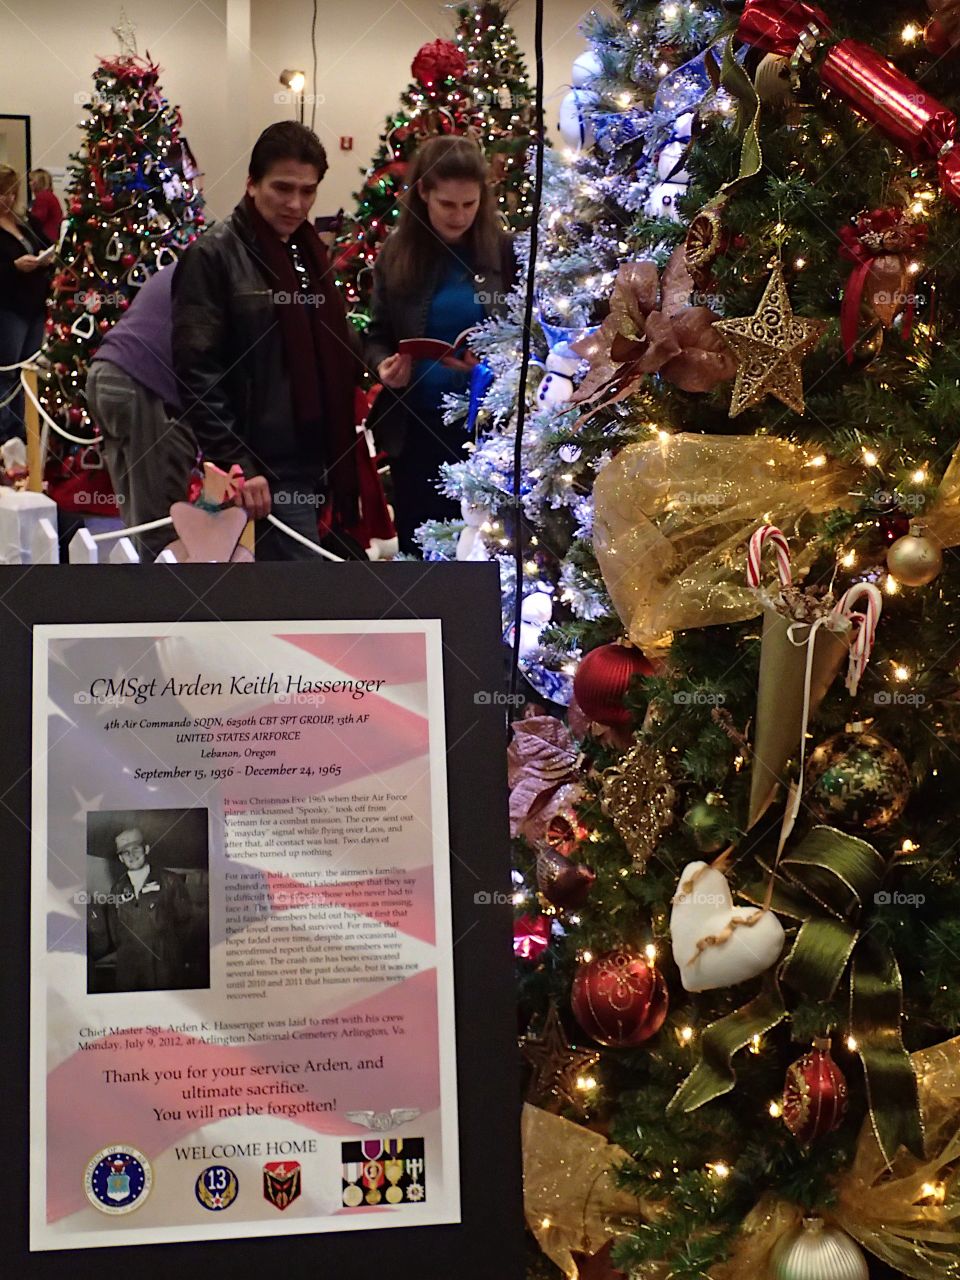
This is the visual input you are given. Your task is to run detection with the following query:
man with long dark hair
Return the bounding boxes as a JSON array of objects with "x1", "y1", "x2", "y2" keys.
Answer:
[{"x1": 173, "y1": 122, "x2": 364, "y2": 559}]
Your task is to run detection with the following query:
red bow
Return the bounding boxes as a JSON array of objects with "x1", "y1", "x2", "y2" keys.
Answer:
[{"x1": 838, "y1": 209, "x2": 927, "y2": 363}]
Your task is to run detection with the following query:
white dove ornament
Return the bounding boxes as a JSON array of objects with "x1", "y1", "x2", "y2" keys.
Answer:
[{"x1": 670, "y1": 861, "x2": 785, "y2": 993}]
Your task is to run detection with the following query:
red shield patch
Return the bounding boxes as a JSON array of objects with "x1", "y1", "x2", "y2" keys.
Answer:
[{"x1": 262, "y1": 1160, "x2": 301, "y2": 1211}]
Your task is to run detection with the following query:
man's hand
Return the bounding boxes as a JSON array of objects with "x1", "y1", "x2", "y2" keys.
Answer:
[
  {"x1": 13, "y1": 254, "x2": 41, "y2": 272},
  {"x1": 237, "y1": 475, "x2": 271, "y2": 520},
  {"x1": 378, "y1": 353, "x2": 412, "y2": 389}
]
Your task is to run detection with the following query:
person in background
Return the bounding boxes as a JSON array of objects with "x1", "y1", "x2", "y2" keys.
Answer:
[
  {"x1": 28, "y1": 169, "x2": 63, "y2": 245},
  {"x1": 0, "y1": 164, "x2": 52, "y2": 442},
  {"x1": 85, "y1": 264, "x2": 197, "y2": 558},
  {"x1": 173, "y1": 121, "x2": 365, "y2": 560},
  {"x1": 365, "y1": 135, "x2": 515, "y2": 555}
]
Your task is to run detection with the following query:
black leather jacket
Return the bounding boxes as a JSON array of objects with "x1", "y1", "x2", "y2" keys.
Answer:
[
  {"x1": 364, "y1": 229, "x2": 516, "y2": 456},
  {"x1": 172, "y1": 200, "x2": 359, "y2": 481}
]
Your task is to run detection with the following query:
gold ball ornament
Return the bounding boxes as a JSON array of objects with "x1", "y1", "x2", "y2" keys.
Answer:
[
  {"x1": 886, "y1": 525, "x2": 944, "y2": 587},
  {"x1": 755, "y1": 53, "x2": 796, "y2": 107},
  {"x1": 770, "y1": 1218, "x2": 868, "y2": 1280}
]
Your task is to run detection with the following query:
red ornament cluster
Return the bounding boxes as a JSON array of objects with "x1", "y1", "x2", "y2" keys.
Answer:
[
  {"x1": 782, "y1": 1041, "x2": 848, "y2": 1144},
  {"x1": 411, "y1": 39, "x2": 467, "y2": 89},
  {"x1": 571, "y1": 948, "x2": 668, "y2": 1047}
]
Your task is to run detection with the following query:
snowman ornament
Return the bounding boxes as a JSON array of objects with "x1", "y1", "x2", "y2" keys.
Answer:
[
  {"x1": 456, "y1": 499, "x2": 491, "y2": 562},
  {"x1": 645, "y1": 112, "x2": 694, "y2": 224},
  {"x1": 536, "y1": 340, "x2": 581, "y2": 409}
]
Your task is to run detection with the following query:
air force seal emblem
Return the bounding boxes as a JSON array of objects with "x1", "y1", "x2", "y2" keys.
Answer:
[
  {"x1": 263, "y1": 1160, "x2": 301, "y2": 1210},
  {"x1": 195, "y1": 1164, "x2": 239, "y2": 1211},
  {"x1": 84, "y1": 1146, "x2": 152, "y2": 1215}
]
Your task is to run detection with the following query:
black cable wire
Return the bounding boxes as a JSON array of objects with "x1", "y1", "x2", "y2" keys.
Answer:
[
  {"x1": 310, "y1": 0, "x2": 319, "y2": 132},
  {"x1": 509, "y1": 0, "x2": 545, "y2": 713}
]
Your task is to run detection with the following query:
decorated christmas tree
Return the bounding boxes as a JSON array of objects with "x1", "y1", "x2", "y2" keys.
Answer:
[
  {"x1": 333, "y1": 1, "x2": 538, "y2": 322},
  {"x1": 40, "y1": 19, "x2": 204, "y2": 441},
  {"x1": 332, "y1": 38, "x2": 475, "y2": 320},
  {"x1": 417, "y1": 0, "x2": 725, "y2": 704},
  {"x1": 454, "y1": 0, "x2": 538, "y2": 229},
  {"x1": 503, "y1": 2, "x2": 960, "y2": 1278}
]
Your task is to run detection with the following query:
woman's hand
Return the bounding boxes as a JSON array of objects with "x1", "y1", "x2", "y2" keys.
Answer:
[
  {"x1": 13, "y1": 254, "x2": 41, "y2": 272},
  {"x1": 440, "y1": 350, "x2": 480, "y2": 373},
  {"x1": 378, "y1": 353, "x2": 412, "y2": 389}
]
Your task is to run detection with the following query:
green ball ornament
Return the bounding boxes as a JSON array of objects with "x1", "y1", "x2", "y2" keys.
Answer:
[
  {"x1": 805, "y1": 729, "x2": 910, "y2": 832},
  {"x1": 683, "y1": 794, "x2": 730, "y2": 854},
  {"x1": 770, "y1": 1218, "x2": 868, "y2": 1280}
]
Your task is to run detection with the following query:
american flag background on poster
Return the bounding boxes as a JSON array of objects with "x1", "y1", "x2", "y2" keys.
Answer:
[{"x1": 29, "y1": 619, "x2": 461, "y2": 1250}]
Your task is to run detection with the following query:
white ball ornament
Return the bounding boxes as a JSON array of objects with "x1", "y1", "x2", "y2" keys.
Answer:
[
  {"x1": 770, "y1": 1219, "x2": 869, "y2": 1280},
  {"x1": 571, "y1": 50, "x2": 603, "y2": 88},
  {"x1": 559, "y1": 88, "x2": 598, "y2": 149},
  {"x1": 670, "y1": 861, "x2": 785, "y2": 992}
]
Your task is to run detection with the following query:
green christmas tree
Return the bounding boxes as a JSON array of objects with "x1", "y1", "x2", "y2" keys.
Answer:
[
  {"x1": 334, "y1": 1, "x2": 538, "y2": 323},
  {"x1": 503, "y1": 2, "x2": 960, "y2": 1278},
  {"x1": 40, "y1": 38, "x2": 204, "y2": 439},
  {"x1": 455, "y1": 0, "x2": 538, "y2": 229}
]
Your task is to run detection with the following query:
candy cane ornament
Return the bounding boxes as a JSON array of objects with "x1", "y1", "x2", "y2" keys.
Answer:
[
  {"x1": 747, "y1": 524, "x2": 793, "y2": 591},
  {"x1": 831, "y1": 582, "x2": 882, "y2": 695}
]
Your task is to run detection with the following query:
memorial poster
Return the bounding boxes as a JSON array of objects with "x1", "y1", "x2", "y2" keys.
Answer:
[{"x1": 30, "y1": 619, "x2": 459, "y2": 1250}]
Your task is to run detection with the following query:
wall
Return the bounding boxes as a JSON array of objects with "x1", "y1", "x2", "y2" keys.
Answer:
[{"x1": 0, "y1": 0, "x2": 590, "y2": 222}]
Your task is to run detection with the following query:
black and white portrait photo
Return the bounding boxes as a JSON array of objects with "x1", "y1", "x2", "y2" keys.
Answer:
[{"x1": 86, "y1": 808, "x2": 210, "y2": 994}]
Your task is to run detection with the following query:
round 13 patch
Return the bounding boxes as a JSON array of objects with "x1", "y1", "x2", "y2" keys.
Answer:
[
  {"x1": 195, "y1": 1164, "x2": 239, "y2": 1211},
  {"x1": 84, "y1": 1146, "x2": 153, "y2": 1214}
]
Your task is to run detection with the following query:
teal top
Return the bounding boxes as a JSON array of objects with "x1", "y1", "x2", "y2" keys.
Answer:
[{"x1": 405, "y1": 249, "x2": 485, "y2": 416}]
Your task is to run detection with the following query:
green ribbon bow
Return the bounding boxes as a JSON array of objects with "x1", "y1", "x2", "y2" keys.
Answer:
[{"x1": 668, "y1": 826, "x2": 923, "y2": 1165}]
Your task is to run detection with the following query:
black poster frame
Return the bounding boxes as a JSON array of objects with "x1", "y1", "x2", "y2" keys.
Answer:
[{"x1": 0, "y1": 562, "x2": 523, "y2": 1280}]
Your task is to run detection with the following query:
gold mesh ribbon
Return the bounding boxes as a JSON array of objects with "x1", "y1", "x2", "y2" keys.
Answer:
[
  {"x1": 522, "y1": 1103, "x2": 653, "y2": 1279},
  {"x1": 833, "y1": 1035, "x2": 960, "y2": 1277},
  {"x1": 709, "y1": 1195, "x2": 802, "y2": 1278},
  {"x1": 593, "y1": 433, "x2": 856, "y2": 648}
]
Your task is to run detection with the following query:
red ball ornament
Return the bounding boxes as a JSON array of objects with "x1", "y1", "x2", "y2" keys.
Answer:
[
  {"x1": 925, "y1": 17, "x2": 953, "y2": 57},
  {"x1": 879, "y1": 509, "x2": 911, "y2": 545},
  {"x1": 118, "y1": 297, "x2": 130, "y2": 311},
  {"x1": 98, "y1": 319, "x2": 110, "y2": 332},
  {"x1": 544, "y1": 807, "x2": 589, "y2": 858},
  {"x1": 194, "y1": 212, "x2": 205, "y2": 225},
  {"x1": 69, "y1": 198, "x2": 83, "y2": 215},
  {"x1": 101, "y1": 193, "x2": 115, "y2": 211},
  {"x1": 121, "y1": 252, "x2": 137, "y2": 268},
  {"x1": 782, "y1": 1040, "x2": 848, "y2": 1144},
  {"x1": 571, "y1": 948, "x2": 668, "y2": 1047},
  {"x1": 536, "y1": 847, "x2": 596, "y2": 911},
  {"x1": 573, "y1": 643, "x2": 655, "y2": 729},
  {"x1": 67, "y1": 406, "x2": 84, "y2": 426},
  {"x1": 54, "y1": 362, "x2": 67, "y2": 375}
]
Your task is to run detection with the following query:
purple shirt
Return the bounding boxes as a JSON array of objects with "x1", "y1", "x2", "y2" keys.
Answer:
[{"x1": 92, "y1": 264, "x2": 181, "y2": 409}]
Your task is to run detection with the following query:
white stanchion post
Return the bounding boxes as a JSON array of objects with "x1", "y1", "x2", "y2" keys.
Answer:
[
  {"x1": 30, "y1": 517, "x2": 60, "y2": 564},
  {"x1": 108, "y1": 536, "x2": 140, "y2": 565},
  {"x1": 68, "y1": 528, "x2": 99, "y2": 564},
  {"x1": 0, "y1": 489, "x2": 59, "y2": 563}
]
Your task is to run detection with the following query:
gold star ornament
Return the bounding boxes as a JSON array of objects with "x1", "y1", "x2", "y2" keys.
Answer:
[
  {"x1": 713, "y1": 264, "x2": 826, "y2": 417},
  {"x1": 520, "y1": 1003, "x2": 600, "y2": 1112}
]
